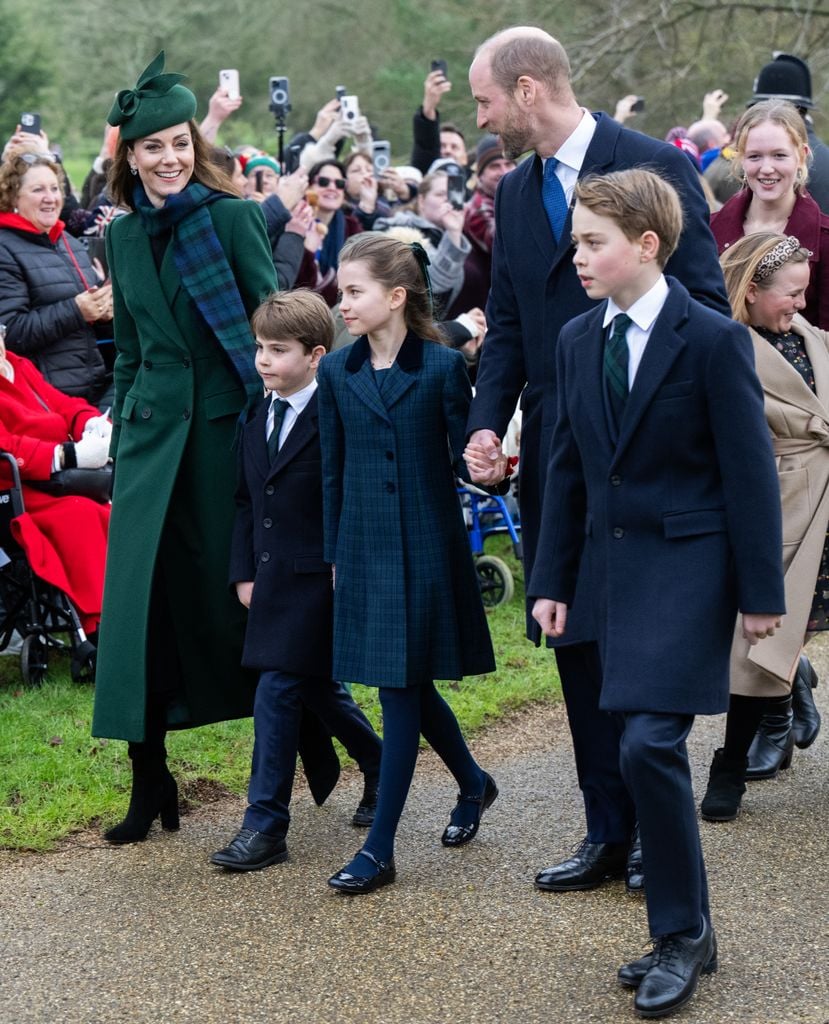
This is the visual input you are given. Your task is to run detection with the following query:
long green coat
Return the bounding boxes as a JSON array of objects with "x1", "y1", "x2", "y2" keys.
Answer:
[{"x1": 92, "y1": 199, "x2": 276, "y2": 741}]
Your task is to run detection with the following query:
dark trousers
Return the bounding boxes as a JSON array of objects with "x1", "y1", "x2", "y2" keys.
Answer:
[
  {"x1": 619, "y1": 712, "x2": 709, "y2": 937},
  {"x1": 244, "y1": 670, "x2": 382, "y2": 837},
  {"x1": 555, "y1": 641, "x2": 636, "y2": 844}
]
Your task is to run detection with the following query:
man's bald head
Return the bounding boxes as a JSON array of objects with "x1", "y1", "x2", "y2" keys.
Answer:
[{"x1": 474, "y1": 27, "x2": 572, "y2": 100}]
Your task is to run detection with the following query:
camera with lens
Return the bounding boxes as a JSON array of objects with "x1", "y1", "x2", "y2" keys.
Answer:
[{"x1": 268, "y1": 76, "x2": 292, "y2": 117}]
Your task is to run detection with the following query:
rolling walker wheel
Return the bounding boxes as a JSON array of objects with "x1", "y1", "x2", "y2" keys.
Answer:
[
  {"x1": 475, "y1": 555, "x2": 515, "y2": 608},
  {"x1": 20, "y1": 633, "x2": 48, "y2": 687}
]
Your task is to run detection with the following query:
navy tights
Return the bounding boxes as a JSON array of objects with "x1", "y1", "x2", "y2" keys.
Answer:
[{"x1": 343, "y1": 681, "x2": 484, "y2": 877}]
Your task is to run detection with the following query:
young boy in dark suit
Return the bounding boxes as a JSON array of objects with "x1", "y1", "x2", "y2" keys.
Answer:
[
  {"x1": 529, "y1": 169, "x2": 785, "y2": 1018},
  {"x1": 211, "y1": 291, "x2": 382, "y2": 872}
]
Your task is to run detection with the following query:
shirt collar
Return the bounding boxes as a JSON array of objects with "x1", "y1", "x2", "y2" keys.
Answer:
[
  {"x1": 603, "y1": 275, "x2": 669, "y2": 330},
  {"x1": 270, "y1": 377, "x2": 317, "y2": 413},
  {"x1": 551, "y1": 109, "x2": 597, "y2": 173}
]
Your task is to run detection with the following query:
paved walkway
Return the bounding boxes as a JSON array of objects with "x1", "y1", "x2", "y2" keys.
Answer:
[{"x1": 1, "y1": 659, "x2": 828, "y2": 1024}]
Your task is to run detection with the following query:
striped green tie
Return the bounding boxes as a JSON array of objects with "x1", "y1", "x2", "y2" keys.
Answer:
[{"x1": 604, "y1": 313, "x2": 631, "y2": 429}]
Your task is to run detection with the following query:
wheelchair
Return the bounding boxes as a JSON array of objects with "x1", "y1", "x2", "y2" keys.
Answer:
[
  {"x1": 457, "y1": 481, "x2": 522, "y2": 608},
  {"x1": 0, "y1": 453, "x2": 97, "y2": 686}
]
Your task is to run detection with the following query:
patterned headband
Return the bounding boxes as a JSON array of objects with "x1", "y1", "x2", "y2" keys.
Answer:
[{"x1": 753, "y1": 235, "x2": 812, "y2": 282}]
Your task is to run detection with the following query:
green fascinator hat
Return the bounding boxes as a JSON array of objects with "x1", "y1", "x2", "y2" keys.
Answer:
[{"x1": 107, "y1": 51, "x2": 197, "y2": 141}]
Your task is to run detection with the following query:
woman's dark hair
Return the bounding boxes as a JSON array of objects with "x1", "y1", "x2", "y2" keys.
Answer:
[
  {"x1": 308, "y1": 158, "x2": 346, "y2": 183},
  {"x1": 339, "y1": 232, "x2": 447, "y2": 345},
  {"x1": 108, "y1": 121, "x2": 237, "y2": 210}
]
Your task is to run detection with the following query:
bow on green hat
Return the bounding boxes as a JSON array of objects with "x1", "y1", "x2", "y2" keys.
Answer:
[{"x1": 107, "y1": 51, "x2": 197, "y2": 141}]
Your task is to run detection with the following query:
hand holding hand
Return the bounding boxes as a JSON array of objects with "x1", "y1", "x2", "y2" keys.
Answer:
[{"x1": 464, "y1": 429, "x2": 507, "y2": 485}]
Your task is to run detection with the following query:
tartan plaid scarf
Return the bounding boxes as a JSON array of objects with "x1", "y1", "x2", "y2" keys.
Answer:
[{"x1": 134, "y1": 181, "x2": 261, "y2": 410}]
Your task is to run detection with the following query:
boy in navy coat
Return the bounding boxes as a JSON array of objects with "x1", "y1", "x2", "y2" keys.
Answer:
[
  {"x1": 211, "y1": 291, "x2": 382, "y2": 872},
  {"x1": 529, "y1": 170, "x2": 785, "y2": 1018}
]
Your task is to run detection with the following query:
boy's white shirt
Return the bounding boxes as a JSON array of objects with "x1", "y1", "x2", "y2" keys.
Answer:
[
  {"x1": 266, "y1": 378, "x2": 318, "y2": 449},
  {"x1": 603, "y1": 274, "x2": 670, "y2": 389}
]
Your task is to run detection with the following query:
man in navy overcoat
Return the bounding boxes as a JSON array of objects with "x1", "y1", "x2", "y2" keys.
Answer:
[{"x1": 466, "y1": 27, "x2": 730, "y2": 891}]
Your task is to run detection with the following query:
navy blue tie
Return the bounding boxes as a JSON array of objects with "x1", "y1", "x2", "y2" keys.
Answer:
[{"x1": 542, "y1": 157, "x2": 569, "y2": 242}]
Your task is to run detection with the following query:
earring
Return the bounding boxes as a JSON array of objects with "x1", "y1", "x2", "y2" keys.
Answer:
[
  {"x1": 13, "y1": 207, "x2": 17, "y2": 213},
  {"x1": 129, "y1": 166, "x2": 138, "y2": 176},
  {"x1": 795, "y1": 168, "x2": 803, "y2": 184}
]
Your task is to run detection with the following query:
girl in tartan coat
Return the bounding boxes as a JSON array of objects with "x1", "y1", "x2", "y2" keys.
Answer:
[{"x1": 317, "y1": 233, "x2": 499, "y2": 894}]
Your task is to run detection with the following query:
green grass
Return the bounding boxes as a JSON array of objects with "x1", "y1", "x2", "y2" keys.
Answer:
[{"x1": 0, "y1": 538, "x2": 560, "y2": 851}]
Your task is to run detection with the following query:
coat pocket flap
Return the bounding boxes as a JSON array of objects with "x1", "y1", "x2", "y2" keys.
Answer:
[
  {"x1": 663, "y1": 508, "x2": 727, "y2": 538},
  {"x1": 204, "y1": 389, "x2": 244, "y2": 421},
  {"x1": 294, "y1": 556, "x2": 330, "y2": 574},
  {"x1": 119, "y1": 394, "x2": 137, "y2": 422}
]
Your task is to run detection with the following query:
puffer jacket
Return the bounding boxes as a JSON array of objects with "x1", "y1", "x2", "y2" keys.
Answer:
[{"x1": 0, "y1": 219, "x2": 107, "y2": 403}]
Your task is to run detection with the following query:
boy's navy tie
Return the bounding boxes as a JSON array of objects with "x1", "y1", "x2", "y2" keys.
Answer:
[
  {"x1": 542, "y1": 157, "x2": 569, "y2": 242},
  {"x1": 267, "y1": 397, "x2": 290, "y2": 461},
  {"x1": 604, "y1": 313, "x2": 632, "y2": 429}
]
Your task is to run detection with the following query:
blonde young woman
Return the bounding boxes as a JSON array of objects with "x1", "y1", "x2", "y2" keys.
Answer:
[{"x1": 701, "y1": 233, "x2": 825, "y2": 821}]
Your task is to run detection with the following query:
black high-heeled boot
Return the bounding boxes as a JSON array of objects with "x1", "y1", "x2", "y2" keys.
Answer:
[
  {"x1": 792, "y1": 656, "x2": 821, "y2": 749},
  {"x1": 745, "y1": 696, "x2": 794, "y2": 781},
  {"x1": 104, "y1": 742, "x2": 180, "y2": 844}
]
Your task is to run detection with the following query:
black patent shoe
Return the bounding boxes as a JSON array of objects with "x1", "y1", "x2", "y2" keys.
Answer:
[
  {"x1": 625, "y1": 824, "x2": 645, "y2": 893},
  {"x1": 209, "y1": 828, "x2": 288, "y2": 871},
  {"x1": 745, "y1": 698, "x2": 794, "y2": 781},
  {"x1": 535, "y1": 837, "x2": 627, "y2": 892},
  {"x1": 792, "y1": 655, "x2": 821, "y2": 749},
  {"x1": 633, "y1": 920, "x2": 716, "y2": 1018},
  {"x1": 328, "y1": 849, "x2": 396, "y2": 894},
  {"x1": 619, "y1": 932, "x2": 718, "y2": 989},
  {"x1": 440, "y1": 772, "x2": 498, "y2": 847},
  {"x1": 352, "y1": 784, "x2": 378, "y2": 828}
]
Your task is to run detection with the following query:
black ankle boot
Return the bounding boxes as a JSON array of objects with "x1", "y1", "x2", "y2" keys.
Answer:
[
  {"x1": 792, "y1": 656, "x2": 821, "y2": 749},
  {"x1": 745, "y1": 698, "x2": 794, "y2": 781},
  {"x1": 104, "y1": 742, "x2": 180, "y2": 844},
  {"x1": 700, "y1": 748, "x2": 747, "y2": 821}
]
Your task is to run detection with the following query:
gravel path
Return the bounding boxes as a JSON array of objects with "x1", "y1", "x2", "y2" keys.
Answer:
[{"x1": 1, "y1": 650, "x2": 828, "y2": 1024}]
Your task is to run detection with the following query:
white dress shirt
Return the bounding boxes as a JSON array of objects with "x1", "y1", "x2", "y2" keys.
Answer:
[
  {"x1": 541, "y1": 109, "x2": 597, "y2": 206},
  {"x1": 603, "y1": 275, "x2": 670, "y2": 389},
  {"x1": 266, "y1": 378, "x2": 317, "y2": 450}
]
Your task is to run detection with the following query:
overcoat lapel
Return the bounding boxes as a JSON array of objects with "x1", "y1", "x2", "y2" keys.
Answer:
[
  {"x1": 270, "y1": 397, "x2": 318, "y2": 477},
  {"x1": 612, "y1": 288, "x2": 688, "y2": 464},
  {"x1": 751, "y1": 328, "x2": 829, "y2": 423},
  {"x1": 343, "y1": 333, "x2": 422, "y2": 422},
  {"x1": 521, "y1": 158, "x2": 558, "y2": 268},
  {"x1": 119, "y1": 218, "x2": 189, "y2": 350}
]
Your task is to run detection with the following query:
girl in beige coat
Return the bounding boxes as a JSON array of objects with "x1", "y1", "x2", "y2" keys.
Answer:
[{"x1": 702, "y1": 233, "x2": 825, "y2": 821}]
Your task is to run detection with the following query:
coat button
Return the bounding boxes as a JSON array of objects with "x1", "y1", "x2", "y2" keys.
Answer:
[
  {"x1": 183, "y1": 408, "x2": 191, "y2": 420},
  {"x1": 143, "y1": 359, "x2": 153, "y2": 369},
  {"x1": 610, "y1": 475, "x2": 621, "y2": 486},
  {"x1": 140, "y1": 407, "x2": 151, "y2": 419},
  {"x1": 263, "y1": 517, "x2": 272, "y2": 528},
  {"x1": 612, "y1": 527, "x2": 624, "y2": 539},
  {"x1": 182, "y1": 358, "x2": 191, "y2": 368},
  {"x1": 385, "y1": 451, "x2": 394, "y2": 461},
  {"x1": 385, "y1": 482, "x2": 396, "y2": 494},
  {"x1": 260, "y1": 552, "x2": 270, "y2": 563},
  {"x1": 265, "y1": 485, "x2": 274, "y2": 495}
]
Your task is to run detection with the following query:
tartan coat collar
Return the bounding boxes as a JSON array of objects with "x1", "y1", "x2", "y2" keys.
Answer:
[{"x1": 344, "y1": 331, "x2": 424, "y2": 422}]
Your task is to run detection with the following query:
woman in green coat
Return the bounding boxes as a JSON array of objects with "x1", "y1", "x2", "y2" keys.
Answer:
[{"x1": 92, "y1": 54, "x2": 276, "y2": 843}]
